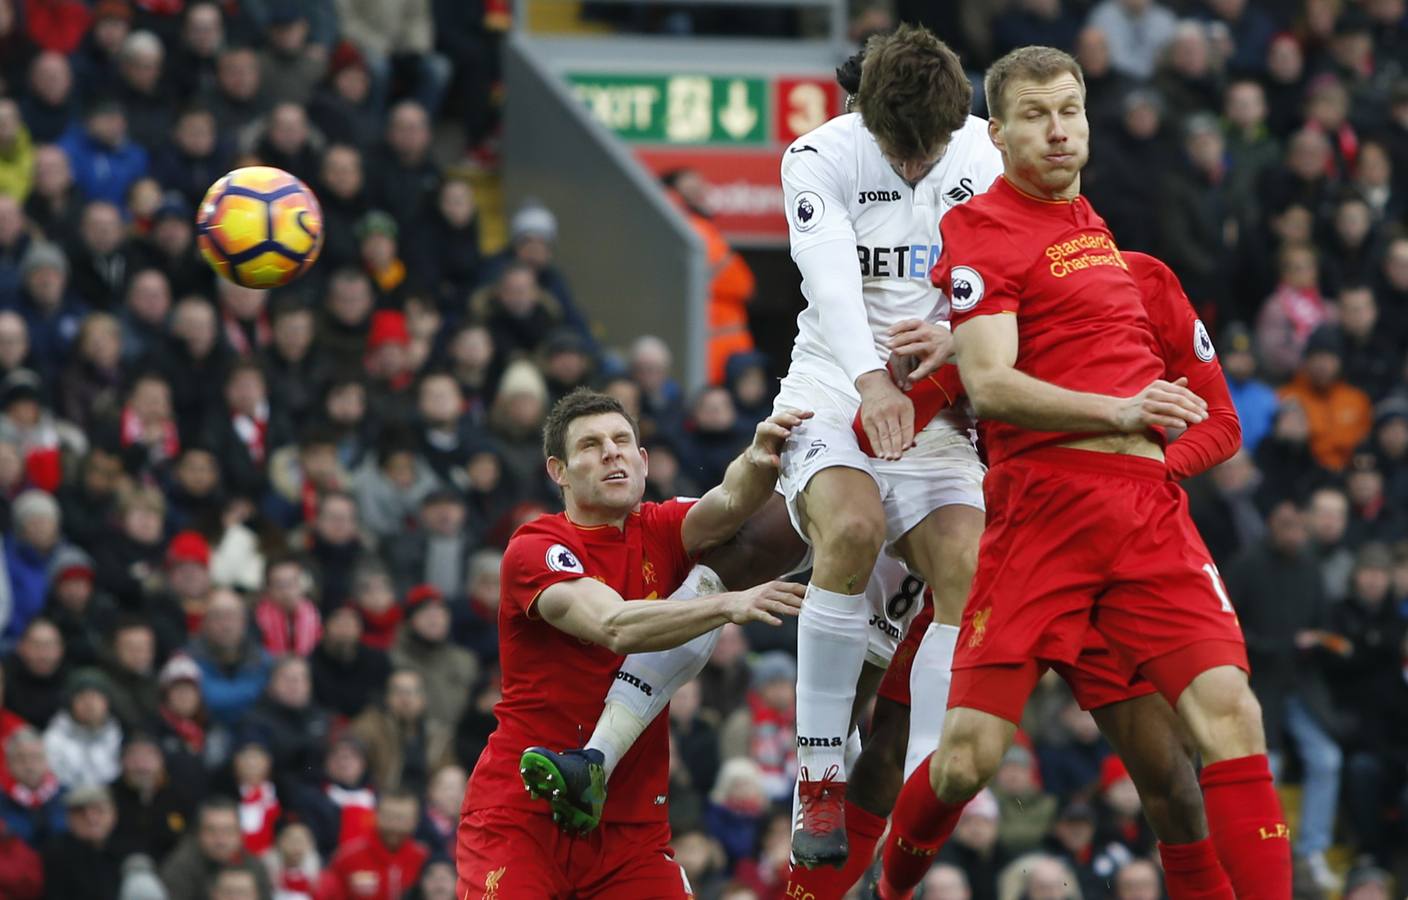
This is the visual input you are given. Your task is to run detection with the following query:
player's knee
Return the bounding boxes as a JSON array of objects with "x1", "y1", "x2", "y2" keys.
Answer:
[
  {"x1": 814, "y1": 508, "x2": 885, "y2": 567},
  {"x1": 930, "y1": 732, "x2": 1000, "y2": 804}
]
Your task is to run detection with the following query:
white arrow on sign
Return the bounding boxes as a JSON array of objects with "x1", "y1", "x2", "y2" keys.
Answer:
[{"x1": 717, "y1": 80, "x2": 758, "y2": 140}]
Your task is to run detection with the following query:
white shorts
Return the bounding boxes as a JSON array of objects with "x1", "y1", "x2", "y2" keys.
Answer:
[
  {"x1": 772, "y1": 372, "x2": 986, "y2": 547},
  {"x1": 863, "y1": 553, "x2": 927, "y2": 667}
]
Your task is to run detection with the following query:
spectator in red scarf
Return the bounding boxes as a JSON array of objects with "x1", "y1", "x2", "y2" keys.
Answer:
[
  {"x1": 262, "y1": 821, "x2": 321, "y2": 900},
  {"x1": 119, "y1": 372, "x2": 180, "y2": 472},
  {"x1": 206, "y1": 359, "x2": 285, "y2": 498},
  {"x1": 0, "y1": 727, "x2": 66, "y2": 847},
  {"x1": 254, "y1": 555, "x2": 322, "y2": 656},
  {"x1": 231, "y1": 731, "x2": 280, "y2": 855},
  {"x1": 350, "y1": 562, "x2": 401, "y2": 653},
  {"x1": 1257, "y1": 242, "x2": 1332, "y2": 380},
  {"x1": 154, "y1": 653, "x2": 208, "y2": 786},
  {"x1": 316, "y1": 788, "x2": 429, "y2": 900},
  {"x1": 287, "y1": 732, "x2": 378, "y2": 859},
  {"x1": 720, "y1": 651, "x2": 796, "y2": 804},
  {"x1": 216, "y1": 279, "x2": 270, "y2": 358}
]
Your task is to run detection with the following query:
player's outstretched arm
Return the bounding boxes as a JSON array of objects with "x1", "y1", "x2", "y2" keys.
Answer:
[
  {"x1": 953, "y1": 313, "x2": 1210, "y2": 432},
  {"x1": 535, "y1": 577, "x2": 805, "y2": 655},
  {"x1": 679, "y1": 409, "x2": 812, "y2": 557}
]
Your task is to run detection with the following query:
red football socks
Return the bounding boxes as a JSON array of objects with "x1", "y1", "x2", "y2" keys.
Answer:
[
  {"x1": 852, "y1": 364, "x2": 964, "y2": 456},
  {"x1": 877, "y1": 756, "x2": 966, "y2": 899},
  {"x1": 784, "y1": 801, "x2": 888, "y2": 900},
  {"x1": 1158, "y1": 838, "x2": 1234, "y2": 899},
  {"x1": 1200, "y1": 755, "x2": 1292, "y2": 900}
]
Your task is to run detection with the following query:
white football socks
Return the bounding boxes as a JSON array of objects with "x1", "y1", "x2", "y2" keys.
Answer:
[
  {"x1": 586, "y1": 564, "x2": 726, "y2": 777},
  {"x1": 903, "y1": 622, "x2": 958, "y2": 779},
  {"x1": 794, "y1": 584, "x2": 870, "y2": 780}
]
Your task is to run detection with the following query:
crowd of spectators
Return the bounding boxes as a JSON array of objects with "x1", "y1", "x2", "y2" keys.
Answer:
[{"x1": 0, "y1": 0, "x2": 1405, "y2": 899}]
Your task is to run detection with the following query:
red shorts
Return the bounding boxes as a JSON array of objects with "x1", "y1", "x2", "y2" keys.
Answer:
[
  {"x1": 456, "y1": 808, "x2": 691, "y2": 899},
  {"x1": 950, "y1": 448, "x2": 1247, "y2": 721},
  {"x1": 877, "y1": 601, "x2": 934, "y2": 706}
]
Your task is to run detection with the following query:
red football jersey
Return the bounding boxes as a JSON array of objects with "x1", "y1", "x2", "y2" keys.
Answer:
[
  {"x1": 462, "y1": 500, "x2": 696, "y2": 824},
  {"x1": 934, "y1": 176, "x2": 1166, "y2": 466}
]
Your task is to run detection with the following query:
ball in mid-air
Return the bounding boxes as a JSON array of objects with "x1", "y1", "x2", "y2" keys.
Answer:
[{"x1": 196, "y1": 166, "x2": 323, "y2": 289}]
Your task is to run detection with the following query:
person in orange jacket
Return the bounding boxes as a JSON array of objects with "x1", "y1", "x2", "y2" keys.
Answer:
[
  {"x1": 316, "y1": 789, "x2": 429, "y2": 900},
  {"x1": 1278, "y1": 325, "x2": 1372, "y2": 471},
  {"x1": 662, "y1": 169, "x2": 756, "y2": 384}
]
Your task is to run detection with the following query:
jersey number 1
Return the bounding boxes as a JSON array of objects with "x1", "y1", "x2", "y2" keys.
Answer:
[{"x1": 1202, "y1": 563, "x2": 1233, "y2": 613}]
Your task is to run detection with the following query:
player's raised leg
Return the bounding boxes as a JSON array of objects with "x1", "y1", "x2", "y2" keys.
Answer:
[
  {"x1": 791, "y1": 465, "x2": 888, "y2": 867},
  {"x1": 523, "y1": 494, "x2": 809, "y2": 832}
]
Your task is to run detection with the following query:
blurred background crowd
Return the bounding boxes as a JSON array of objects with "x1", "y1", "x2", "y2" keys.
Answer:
[{"x1": 0, "y1": 0, "x2": 1405, "y2": 898}]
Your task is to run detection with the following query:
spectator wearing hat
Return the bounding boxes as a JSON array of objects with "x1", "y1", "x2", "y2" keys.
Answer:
[
  {"x1": 540, "y1": 329, "x2": 594, "y2": 406},
  {"x1": 241, "y1": 655, "x2": 331, "y2": 778},
  {"x1": 356, "y1": 211, "x2": 416, "y2": 310},
  {"x1": 184, "y1": 589, "x2": 273, "y2": 729},
  {"x1": 101, "y1": 618, "x2": 160, "y2": 731},
  {"x1": 351, "y1": 668, "x2": 453, "y2": 796},
  {"x1": 253, "y1": 556, "x2": 321, "y2": 657},
  {"x1": 1278, "y1": 325, "x2": 1373, "y2": 471},
  {"x1": 315, "y1": 787, "x2": 429, "y2": 900},
  {"x1": 310, "y1": 603, "x2": 390, "y2": 720},
  {"x1": 478, "y1": 202, "x2": 594, "y2": 347},
  {"x1": 42, "y1": 668, "x2": 123, "y2": 789},
  {"x1": 0, "y1": 366, "x2": 88, "y2": 492},
  {"x1": 153, "y1": 653, "x2": 210, "y2": 788},
  {"x1": 1041, "y1": 800, "x2": 1103, "y2": 899},
  {"x1": 57, "y1": 97, "x2": 149, "y2": 207},
  {"x1": 159, "y1": 797, "x2": 274, "y2": 900},
  {"x1": 486, "y1": 359, "x2": 552, "y2": 501},
  {"x1": 412, "y1": 179, "x2": 481, "y2": 310},
  {"x1": 383, "y1": 488, "x2": 472, "y2": 601},
  {"x1": 1371, "y1": 397, "x2": 1408, "y2": 509},
  {"x1": 285, "y1": 733, "x2": 378, "y2": 858},
  {"x1": 309, "y1": 46, "x2": 382, "y2": 152},
  {"x1": 117, "y1": 854, "x2": 166, "y2": 900},
  {"x1": 990, "y1": 743, "x2": 1058, "y2": 857},
  {"x1": 2, "y1": 618, "x2": 68, "y2": 729},
  {"x1": 390, "y1": 585, "x2": 476, "y2": 733},
  {"x1": 1092, "y1": 755, "x2": 1153, "y2": 864},
  {"x1": 720, "y1": 650, "x2": 796, "y2": 804},
  {"x1": 109, "y1": 730, "x2": 196, "y2": 864},
  {"x1": 134, "y1": 192, "x2": 215, "y2": 300},
  {"x1": 1224, "y1": 499, "x2": 1343, "y2": 888},
  {"x1": 0, "y1": 814, "x2": 42, "y2": 900},
  {"x1": 0, "y1": 727, "x2": 66, "y2": 847},
  {"x1": 258, "y1": 10, "x2": 329, "y2": 109},
  {"x1": 365, "y1": 101, "x2": 442, "y2": 236},
  {"x1": 41, "y1": 784, "x2": 121, "y2": 900},
  {"x1": 15, "y1": 239, "x2": 87, "y2": 380},
  {"x1": 3, "y1": 489, "x2": 68, "y2": 642}
]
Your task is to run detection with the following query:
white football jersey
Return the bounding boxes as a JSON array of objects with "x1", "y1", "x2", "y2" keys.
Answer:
[{"x1": 780, "y1": 112, "x2": 1003, "y2": 399}]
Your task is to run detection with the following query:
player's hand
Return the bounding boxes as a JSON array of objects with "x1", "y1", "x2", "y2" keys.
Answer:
[
  {"x1": 720, "y1": 581, "x2": 805, "y2": 626},
  {"x1": 1113, "y1": 377, "x2": 1208, "y2": 432},
  {"x1": 745, "y1": 409, "x2": 813, "y2": 469},
  {"x1": 857, "y1": 370, "x2": 915, "y2": 461},
  {"x1": 886, "y1": 319, "x2": 952, "y2": 389}
]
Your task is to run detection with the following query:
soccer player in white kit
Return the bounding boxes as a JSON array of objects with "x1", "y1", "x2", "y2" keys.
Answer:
[{"x1": 774, "y1": 25, "x2": 1002, "y2": 868}]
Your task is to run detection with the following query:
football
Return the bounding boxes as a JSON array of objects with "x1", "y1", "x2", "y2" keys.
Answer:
[{"x1": 195, "y1": 166, "x2": 323, "y2": 289}]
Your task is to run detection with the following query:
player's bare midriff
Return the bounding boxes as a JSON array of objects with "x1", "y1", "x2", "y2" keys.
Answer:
[{"x1": 1058, "y1": 432, "x2": 1164, "y2": 461}]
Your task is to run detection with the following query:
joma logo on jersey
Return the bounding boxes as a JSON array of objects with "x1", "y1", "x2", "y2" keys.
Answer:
[
  {"x1": 614, "y1": 670, "x2": 654, "y2": 696},
  {"x1": 856, "y1": 244, "x2": 941, "y2": 280},
  {"x1": 797, "y1": 735, "x2": 845, "y2": 748},
  {"x1": 868, "y1": 614, "x2": 901, "y2": 639},
  {"x1": 857, "y1": 189, "x2": 901, "y2": 204}
]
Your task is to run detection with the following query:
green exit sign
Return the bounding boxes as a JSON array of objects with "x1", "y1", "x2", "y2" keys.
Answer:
[{"x1": 567, "y1": 73, "x2": 768, "y2": 146}]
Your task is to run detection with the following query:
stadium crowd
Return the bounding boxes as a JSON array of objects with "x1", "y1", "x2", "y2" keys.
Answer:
[{"x1": 0, "y1": 0, "x2": 1403, "y2": 898}]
